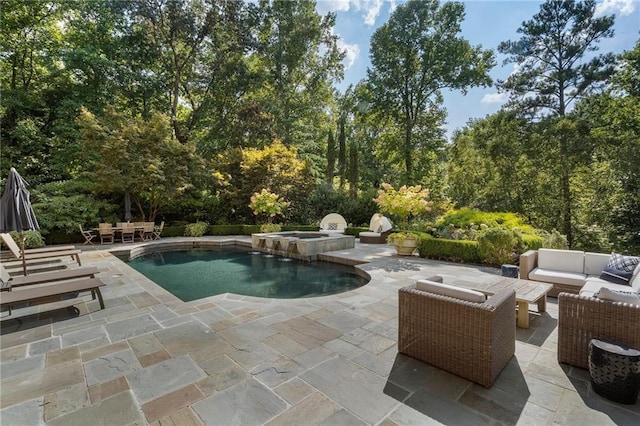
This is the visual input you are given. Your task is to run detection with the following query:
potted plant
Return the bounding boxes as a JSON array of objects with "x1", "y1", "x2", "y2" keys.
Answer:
[
  {"x1": 373, "y1": 183, "x2": 431, "y2": 256},
  {"x1": 249, "y1": 188, "x2": 290, "y2": 232}
]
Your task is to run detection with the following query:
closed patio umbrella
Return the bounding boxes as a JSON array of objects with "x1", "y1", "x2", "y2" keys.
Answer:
[{"x1": 0, "y1": 167, "x2": 40, "y2": 275}]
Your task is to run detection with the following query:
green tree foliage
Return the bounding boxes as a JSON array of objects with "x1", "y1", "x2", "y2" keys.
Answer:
[
  {"x1": 573, "y1": 40, "x2": 640, "y2": 252},
  {"x1": 251, "y1": 0, "x2": 344, "y2": 157},
  {"x1": 325, "y1": 129, "x2": 336, "y2": 185},
  {"x1": 367, "y1": 0, "x2": 494, "y2": 182},
  {"x1": 498, "y1": 0, "x2": 616, "y2": 245},
  {"x1": 76, "y1": 107, "x2": 202, "y2": 221},
  {"x1": 213, "y1": 140, "x2": 314, "y2": 223}
]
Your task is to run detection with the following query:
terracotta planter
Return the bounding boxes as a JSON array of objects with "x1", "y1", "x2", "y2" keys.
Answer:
[{"x1": 394, "y1": 237, "x2": 418, "y2": 256}]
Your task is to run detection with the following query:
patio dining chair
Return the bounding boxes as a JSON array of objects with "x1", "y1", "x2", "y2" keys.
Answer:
[
  {"x1": 120, "y1": 222, "x2": 135, "y2": 243},
  {"x1": 79, "y1": 224, "x2": 96, "y2": 245},
  {"x1": 98, "y1": 223, "x2": 115, "y2": 244},
  {"x1": 143, "y1": 222, "x2": 155, "y2": 241},
  {"x1": 152, "y1": 221, "x2": 164, "y2": 240}
]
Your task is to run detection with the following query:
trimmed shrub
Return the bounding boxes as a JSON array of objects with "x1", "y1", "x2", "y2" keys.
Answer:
[
  {"x1": 184, "y1": 222, "x2": 208, "y2": 237},
  {"x1": 522, "y1": 234, "x2": 545, "y2": 251},
  {"x1": 477, "y1": 227, "x2": 522, "y2": 266},
  {"x1": 418, "y1": 236, "x2": 481, "y2": 263},
  {"x1": 6, "y1": 230, "x2": 45, "y2": 249}
]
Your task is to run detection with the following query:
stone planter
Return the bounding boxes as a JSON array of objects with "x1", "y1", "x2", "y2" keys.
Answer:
[{"x1": 393, "y1": 237, "x2": 418, "y2": 256}]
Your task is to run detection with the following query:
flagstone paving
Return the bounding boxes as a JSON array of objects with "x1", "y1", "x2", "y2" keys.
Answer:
[{"x1": 1, "y1": 236, "x2": 640, "y2": 425}]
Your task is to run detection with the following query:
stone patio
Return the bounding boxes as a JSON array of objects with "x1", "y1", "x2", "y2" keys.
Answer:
[{"x1": 1, "y1": 237, "x2": 639, "y2": 425}]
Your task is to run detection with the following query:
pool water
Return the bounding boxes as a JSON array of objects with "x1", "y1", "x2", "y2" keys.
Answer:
[{"x1": 126, "y1": 246, "x2": 368, "y2": 302}]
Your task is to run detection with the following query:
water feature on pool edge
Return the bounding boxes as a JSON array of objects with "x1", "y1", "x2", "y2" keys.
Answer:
[{"x1": 125, "y1": 246, "x2": 368, "y2": 302}]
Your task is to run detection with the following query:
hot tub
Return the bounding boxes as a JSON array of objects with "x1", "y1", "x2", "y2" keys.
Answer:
[{"x1": 251, "y1": 231, "x2": 355, "y2": 261}]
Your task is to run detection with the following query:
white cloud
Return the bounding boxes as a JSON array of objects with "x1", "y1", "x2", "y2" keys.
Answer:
[
  {"x1": 316, "y1": 0, "x2": 352, "y2": 15},
  {"x1": 595, "y1": 0, "x2": 636, "y2": 16},
  {"x1": 316, "y1": 0, "x2": 392, "y2": 27},
  {"x1": 481, "y1": 92, "x2": 508, "y2": 104},
  {"x1": 362, "y1": 0, "x2": 384, "y2": 26},
  {"x1": 337, "y1": 39, "x2": 360, "y2": 69}
]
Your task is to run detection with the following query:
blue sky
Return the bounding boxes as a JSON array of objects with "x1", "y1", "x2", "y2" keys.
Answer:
[{"x1": 316, "y1": 0, "x2": 640, "y2": 139}]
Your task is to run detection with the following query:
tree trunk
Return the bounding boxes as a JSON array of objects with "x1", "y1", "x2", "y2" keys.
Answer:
[
  {"x1": 338, "y1": 117, "x2": 346, "y2": 190},
  {"x1": 559, "y1": 134, "x2": 573, "y2": 246},
  {"x1": 403, "y1": 118, "x2": 413, "y2": 183}
]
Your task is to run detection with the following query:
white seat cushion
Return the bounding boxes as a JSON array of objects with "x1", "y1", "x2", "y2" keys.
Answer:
[
  {"x1": 416, "y1": 280, "x2": 486, "y2": 303},
  {"x1": 584, "y1": 252, "x2": 611, "y2": 275},
  {"x1": 580, "y1": 277, "x2": 638, "y2": 298},
  {"x1": 537, "y1": 249, "x2": 584, "y2": 274},
  {"x1": 359, "y1": 231, "x2": 381, "y2": 238},
  {"x1": 529, "y1": 268, "x2": 586, "y2": 287}
]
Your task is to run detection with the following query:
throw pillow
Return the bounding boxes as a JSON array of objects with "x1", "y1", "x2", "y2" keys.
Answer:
[
  {"x1": 600, "y1": 266, "x2": 634, "y2": 285},
  {"x1": 597, "y1": 287, "x2": 640, "y2": 305},
  {"x1": 600, "y1": 253, "x2": 640, "y2": 285},
  {"x1": 327, "y1": 223, "x2": 338, "y2": 230}
]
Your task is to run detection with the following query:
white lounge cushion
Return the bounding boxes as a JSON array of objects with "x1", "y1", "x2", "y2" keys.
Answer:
[
  {"x1": 580, "y1": 277, "x2": 634, "y2": 297},
  {"x1": 416, "y1": 280, "x2": 487, "y2": 303},
  {"x1": 597, "y1": 287, "x2": 640, "y2": 305},
  {"x1": 359, "y1": 231, "x2": 382, "y2": 238},
  {"x1": 584, "y1": 252, "x2": 611, "y2": 276},
  {"x1": 537, "y1": 249, "x2": 584, "y2": 274},
  {"x1": 630, "y1": 269, "x2": 640, "y2": 292},
  {"x1": 529, "y1": 268, "x2": 586, "y2": 287}
]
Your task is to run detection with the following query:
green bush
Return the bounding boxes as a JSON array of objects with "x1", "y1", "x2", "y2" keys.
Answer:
[
  {"x1": 184, "y1": 222, "x2": 208, "y2": 237},
  {"x1": 477, "y1": 227, "x2": 523, "y2": 266},
  {"x1": 260, "y1": 223, "x2": 281, "y2": 232},
  {"x1": 540, "y1": 229, "x2": 569, "y2": 249},
  {"x1": 522, "y1": 234, "x2": 545, "y2": 251},
  {"x1": 5, "y1": 230, "x2": 45, "y2": 249},
  {"x1": 417, "y1": 235, "x2": 481, "y2": 263}
]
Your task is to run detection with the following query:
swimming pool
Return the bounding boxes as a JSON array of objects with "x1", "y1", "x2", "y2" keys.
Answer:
[{"x1": 126, "y1": 246, "x2": 369, "y2": 302}]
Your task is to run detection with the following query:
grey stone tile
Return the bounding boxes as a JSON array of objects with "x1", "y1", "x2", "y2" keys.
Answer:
[
  {"x1": 250, "y1": 356, "x2": 304, "y2": 388},
  {"x1": 352, "y1": 351, "x2": 395, "y2": 378},
  {"x1": 154, "y1": 321, "x2": 233, "y2": 363},
  {"x1": 322, "y1": 338, "x2": 364, "y2": 359},
  {"x1": 0, "y1": 397, "x2": 44, "y2": 426},
  {"x1": 60, "y1": 325, "x2": 108, "y2": 348},
  {"x1": 319, "y1": 409, "x2": 367, "y2": 426},
  {"x1": 192, "y1": 378, "x2": 286, "y2": 426},
  {"x1": 227, "y1": 342, "x2": 281, "y2": 369},
  {"x1": 103, "y1": 314, "x2": 161, "y2": 342},
  {"x1": 263, "y1": 333, "x2": 309, "y2": 358},
  {"x1": 126, "y1": 354, "x2": 206, "y2": 404},
  {"x1": 0, "y1": 354, "x2": 45, "y2": 380},
  {"x1": 403, "y1": 387, "x2": 494, "y2": 425},
  {"x1": 28, "y1": 337, "x2": 61, "y2": 356},
  {"x1": 316, "y1": 311, "x2": 370, "y2": 333},
  {"x1": 300, "y1": 356, "x2": 400, "y2": 424},
  {"x1": 84, "y1": 348, "x2": 141, "y2": 386},
  {"x1": 217, "y1": 320, "x2": 279, "y2": 350},
  {"x1": 197, "y1": 355, "x2": 248, "y2": 396},
  {"x1": 266, "y1": 392, "x2": 340, "y2": 426},
  {"x1": 46, "y1": 391, "x2": 144, "y2": 426},
  {"x1": 43, "y1": 382, "x2": 90, "y2": 422},
  {"x1": 293, "y1": 347, "x2": 335, "y2": 369},
  {"x1": 273, "y1": 377, "x2": 316, "y2": 405},
  {"x1": 0, "y1": 344, "x2": 27, "y2": 363}
]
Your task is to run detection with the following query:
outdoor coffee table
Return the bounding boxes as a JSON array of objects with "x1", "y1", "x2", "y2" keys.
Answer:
[{"x1": 454, "y1": 277, "x2": 553, "y2": 329}]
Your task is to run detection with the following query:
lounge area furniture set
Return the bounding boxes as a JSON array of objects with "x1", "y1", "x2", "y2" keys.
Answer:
[
  {"x1": 0, "y1": 233, "x2": 107, "y2": 316},
  {"x1": 400, "y1": 248, "x2": 640, "y2": 394},
  {"x1": 320, "y1": 212, "x2": 393, "y2": 244}
]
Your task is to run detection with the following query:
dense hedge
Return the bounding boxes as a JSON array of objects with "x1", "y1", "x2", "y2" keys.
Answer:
[{"x1": 417, "y1": 235, "x2": 481, "y2": 263}]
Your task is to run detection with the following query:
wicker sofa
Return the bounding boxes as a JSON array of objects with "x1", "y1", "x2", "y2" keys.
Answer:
[{"x1": 398, "y1": 276, "x2": 516, "y2": 387}]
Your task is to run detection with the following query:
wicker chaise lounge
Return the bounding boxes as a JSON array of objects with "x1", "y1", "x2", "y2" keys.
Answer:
[
  {"x1": 557, "y1": 293, "x2": 640, "y2": 369},
  {"x1": 398, "y1": 276, "x2": 516, "y2": 387}
]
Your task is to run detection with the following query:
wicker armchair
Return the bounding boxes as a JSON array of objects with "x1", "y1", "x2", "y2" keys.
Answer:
[
  {"x1": 398, "y1": 280, "x2": 516, "y2": 388},
  {"x1": 558, "y1": 293, "x2": 640, "y2": 369}
]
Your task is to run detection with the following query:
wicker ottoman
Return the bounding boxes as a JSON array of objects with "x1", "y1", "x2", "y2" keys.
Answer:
[{"x1": 589, "y1": 339, "x2": 640, "y2": 404}]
